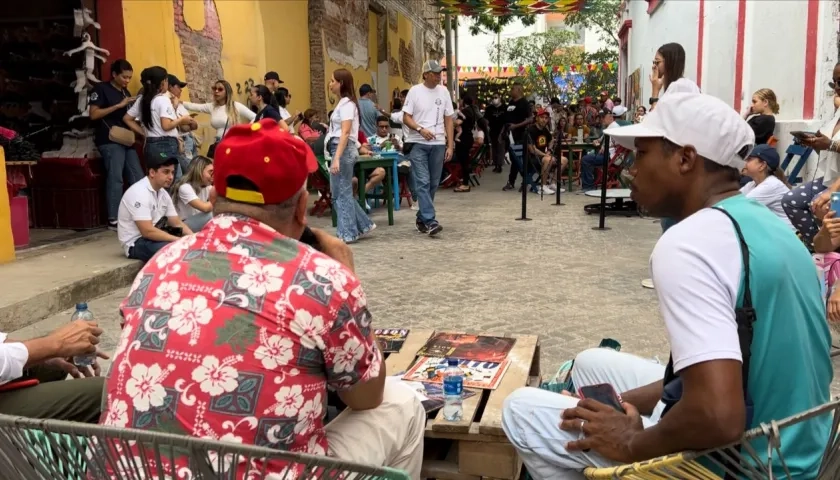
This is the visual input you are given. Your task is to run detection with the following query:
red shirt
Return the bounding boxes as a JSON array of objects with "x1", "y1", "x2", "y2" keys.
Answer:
[
  {"x1": 100, "y1": 215, "x2": 381, "y2": 477},
  {"x1": 358, "y1": 130, "x2": 368, "y2": 145}
]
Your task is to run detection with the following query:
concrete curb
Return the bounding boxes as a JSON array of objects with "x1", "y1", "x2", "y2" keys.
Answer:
[{"x1": 0, "y1": 262, "x2": 141, "y2": 332}]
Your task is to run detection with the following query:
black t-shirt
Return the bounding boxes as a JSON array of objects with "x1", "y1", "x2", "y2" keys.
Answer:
[
  {"x1": 484, "y1": 104, "x2": 506, "y2": 134},
  {"x1": 89, "y1": 82, "x2": 132, "y2": 146},
  {"x1": 254, "y1": 105, "x2": 283, "y2": 122},
  {"x1": 748, "y1": 114, "x2": 776, "y2": 145},
  {"x1": 506, "y1": 97, "x2": 531, "y2": 144},
  {"x1": 528, "y1": 125, "x2": 552, "y2": 154}
]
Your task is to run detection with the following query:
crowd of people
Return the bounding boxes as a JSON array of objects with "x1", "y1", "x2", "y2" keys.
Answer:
[{"x1": 3, "y1": 38, "x2": 840, "y2": 480}]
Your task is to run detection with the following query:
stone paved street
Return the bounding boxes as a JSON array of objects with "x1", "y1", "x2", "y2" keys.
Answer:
[{"x1": 12, "y1": 170, "x2": 839, "y2": 388}]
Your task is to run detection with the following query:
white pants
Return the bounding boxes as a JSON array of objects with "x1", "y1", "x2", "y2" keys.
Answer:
[
  {"x1": 502, "y1": 348, "x2": 667, "y2": 480},
  {"x1": 326, "y1": 381, "x2": 426, "y2": 479}
]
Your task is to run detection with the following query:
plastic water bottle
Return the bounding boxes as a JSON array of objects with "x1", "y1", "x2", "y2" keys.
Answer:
[
  {"x1": 71, "y1": 303, "x2": 96, "y2": 367},
  {"x1": 442, "y1": 358, "x2": 464, "y2": 421}
]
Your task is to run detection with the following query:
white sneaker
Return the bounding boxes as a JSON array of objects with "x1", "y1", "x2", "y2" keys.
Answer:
[
  {"x1": 410, "y1": 203, "x2": 419, "y2": 211},
  {"x1": 641, "y1": 278, "x2": 655, "y2": 289},
  {"x1": 365, "y1": 200, "x2": 372, "y2": 213},
  {"x1": 534, "y1": 185, "x2": 555, "y2": 195}
]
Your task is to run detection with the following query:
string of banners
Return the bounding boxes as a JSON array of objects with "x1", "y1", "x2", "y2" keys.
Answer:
[{"x1": 455, "y1": 62, "x2": 618, "y2": 74}]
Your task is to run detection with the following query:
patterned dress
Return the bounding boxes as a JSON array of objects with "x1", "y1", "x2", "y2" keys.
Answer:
[{"x1": 99, "y1": 214, "x2": 382, "y2": 478}]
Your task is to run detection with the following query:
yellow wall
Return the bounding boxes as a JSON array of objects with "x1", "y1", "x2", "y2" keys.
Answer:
[
  {"x1": 322, "y1": 10, "x2": 418, "y2": 110},
  {"x1": 0, "y1": 149, "x2": 16, "y2": 263},
  {"x1": 121, "y1": 0, "x2": 310, "y2": 148}
]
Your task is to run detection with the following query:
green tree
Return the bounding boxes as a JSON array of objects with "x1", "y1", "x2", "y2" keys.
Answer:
[
  {"x1": 577, "y1": 48, "x2": 619, "y2": 99},
  {"x1": 562, "y1": 0, "x2": 622, "y2": 49},
  {"x1": 488, "y1": 29, "x2": 581, "y2": 100},
  {"x1": 466, "y1": 12, "x2": 536, "y2": 36}
]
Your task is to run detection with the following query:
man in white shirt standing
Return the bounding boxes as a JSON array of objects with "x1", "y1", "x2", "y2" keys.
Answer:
[
  {"x1": 401, "y1": 60, "x2": 454, "y2": 236},
  {"x1": 0, "y1": 319, "x2": 105, "y2": 423},
  {"x1": 117, "y1": 156, "x2": 193, "y2": 263}
]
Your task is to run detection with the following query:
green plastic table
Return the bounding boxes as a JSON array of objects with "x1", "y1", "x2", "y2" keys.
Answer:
[
  {"x1": 561, "y1": 142, "x2": 595, "y2": 193},
  {"x1": 355, "y1": 156, "x2": 395, "y2": 226}
]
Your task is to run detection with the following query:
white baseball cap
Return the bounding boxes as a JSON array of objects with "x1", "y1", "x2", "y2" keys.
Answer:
[
  {"x1": 604, "y1": 93, "x2": 755, "y2": 170},
  {"x1": 612, "y1": 105, "x2": 628, "y2": 117}
]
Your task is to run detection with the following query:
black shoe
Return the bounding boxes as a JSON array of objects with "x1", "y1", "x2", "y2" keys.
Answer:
[
  {"x1": 503, "y1": 183, "x2": 515, "y2": 191},
  {"x1": 415, "y1": 220, "x2": 429, "y2": 234},
  {"x1": 427, "y1": 221, "x2": 443, "y2": 236},
  {"x1": 493, "y1": 166, "x2": 503, "y2": 173}
]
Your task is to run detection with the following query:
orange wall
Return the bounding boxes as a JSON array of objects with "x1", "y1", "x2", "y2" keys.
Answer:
[{"x1": 0, "y1": 149, "x2": 16, "y2": 263}]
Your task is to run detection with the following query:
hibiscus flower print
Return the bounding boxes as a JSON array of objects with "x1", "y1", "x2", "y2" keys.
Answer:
[
  {"x1": 191, "y1": 356, "x2": 239, "y2": 396},
  {"x1": 126, "y1": 363, "x2": 167, "y2": 412},
  {"x1": 152, "y1": 281, "x2": 180, "y2": 310},
  {"x1": 207, "y1": 433, "x2": 243, "y2": 473},
  {"x1": 103, "y1": 399, "x2": 129, "y2": 428},
  {"x1": 235, "y1": 261, "x2": 284, "y2": 297},
  {"x1": 289, "y1": 309, "x2": 326, "y2": 350},
  {"x1": 168, "y1": 295, "x2": 213, "y2": 339},
  {"x1": 331, "y1": 337, "x2": 364, "y2": 373},
  {"x1": 153, "y1": 241, "x2": 187, "y2": 269},
  {"x1": 293, "y1": 393, "x2": 322, "y2": 435},
  {"x1": 254, "y1": 334, "x2": 293, "y2": 369},
  {"x1": 312, "y1": 257, "x2": 349, "y2": 299},
  {"x1": 271, "y1": 385, "x2": 303, "y2": 417},
  {"x1": 307, "y1": 435, "x2": 326, "y2": 456},
  {"x1": 214, "y1": 216, "x2": 235, "y2": 230},
  {"x1": 228, "y1": 244, "x2": 251, "y2": 258}
]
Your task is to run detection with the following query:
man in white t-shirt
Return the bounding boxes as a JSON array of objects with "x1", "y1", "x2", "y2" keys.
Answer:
[
  {"x1": 502, "y1": 93, "x2": 832, "y2": 479},
  {"x1": 401, "y1": 60, "x2": 454, "y2": 236},
  {"x1": 167, "y1": 74, "x2": 199, "y2": 175},
  {"x1": 117, "y1": 156, "x2": 193, "y2": 263}
]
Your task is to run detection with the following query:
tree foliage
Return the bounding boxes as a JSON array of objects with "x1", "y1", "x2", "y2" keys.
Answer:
[
  {"x1": 466, "y1": 12, "x2": 536, "y2": 36},
  {"x1": 562, "y1": 0, "x2": 622, "y2": 49},
  {"x1": 489, "y1": 29, "x2": 581, "y2": 100},
  {"x1": 576, "y1": 48, "x2": 619, "y2": 99}
]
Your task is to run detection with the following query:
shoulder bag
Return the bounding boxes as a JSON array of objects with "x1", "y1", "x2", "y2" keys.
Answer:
[
  {"x1": 103, "y1": 90, "x2": 136, "y2": 147},
  {"x1": 207, "y1": 117, "x2": 230, "y2": 159}
]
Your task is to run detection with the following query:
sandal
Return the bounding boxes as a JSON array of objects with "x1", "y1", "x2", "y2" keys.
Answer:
[{"x1": 454, "y1": 185, "x2": 471, "y2": 193}]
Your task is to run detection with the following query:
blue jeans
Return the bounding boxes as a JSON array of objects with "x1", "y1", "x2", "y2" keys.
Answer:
[
  {"x1": 145, "y1": 137, "x2": 181, "y2": 177},
  {"x1": 128, "y1": 237, "x2": 171, "y2": 263},
  {"x1": 581, "y1": 153, "x2": 606, "y2": 190},
  {"x1": 661, "y1": 217, "x2": 677, "y2": 232},
  {"x1": 507, "y1": 142, "x2": 534, "y2": 188},
  {"x1": 183, "y1": 212, "x2": 212, "y2": 232},
  {"x1": 408, "y1": 144, "x2": 445, "y2": 224},
  {"x1": 328, "y1": 140, "x2": 374, "y2": 242},
  {"x1": 98, "y1": 143, "x2": 144, "y2": 221}
]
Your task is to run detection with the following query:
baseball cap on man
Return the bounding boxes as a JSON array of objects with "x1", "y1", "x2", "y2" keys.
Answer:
[
  {"x1": 422, "y1": 60, "x2": 446, "y2": 73},
  {"x1": 536, "y1": 108, "x2": 550, "y2": 117},
  {"x1": 748, "y1": 144, "x2": 781, "y2": 171},
  {"x1": 214, "y1": 119, "x2": 318, "y2": 205},
  {"x1": 167, "y1": 74, "x2": 186, "y2": 88},
  {"x1": 605, "y1": 92, "x2": 755, "y2": 170},
  {"x1": 612, "y1": 105, "x2": 628, "y2": 117},
  {"x1": 264, "y1": 71, "x2": 283, "y2": 83}
]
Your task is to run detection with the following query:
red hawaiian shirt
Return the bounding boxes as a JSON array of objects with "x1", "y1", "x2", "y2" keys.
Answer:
[{"x1": 100, "y1": 214, "x2": 382, "y2": 477}]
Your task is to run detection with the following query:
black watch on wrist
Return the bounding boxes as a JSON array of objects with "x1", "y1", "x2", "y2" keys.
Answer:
[{"x1": 649, "y1": 97, "x2": 659, "y2": 105}]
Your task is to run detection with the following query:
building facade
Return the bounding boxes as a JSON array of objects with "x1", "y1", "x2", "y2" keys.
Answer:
[{"x1": 618, "y1": 0, "x2": 839, "y2": 174}]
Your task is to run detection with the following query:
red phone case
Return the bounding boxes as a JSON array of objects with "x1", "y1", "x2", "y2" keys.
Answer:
[{"x1": 0, "y1": 378, "x2": 39, "y2": 392}]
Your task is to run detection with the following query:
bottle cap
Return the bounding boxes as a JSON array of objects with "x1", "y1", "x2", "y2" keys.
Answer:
[
  {"x1": 447, "y1": 358, "x2": 459, "y2": 366},
  {"x1": 76, "y1": 303, "x2": 88, "y2": 310}
]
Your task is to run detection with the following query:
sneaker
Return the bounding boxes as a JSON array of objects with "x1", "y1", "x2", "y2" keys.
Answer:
[
  {"x1": 410, "y1": 203, "x2": 420, "y2": 211},
  {"x1": 503, "y1": 183, "x2": 515, "y2": 191},
  {"x1": 416, "y1": 220, "x2": 429, "y2": 234},
  {"x1": 493, "y1": 166, "x2": 503, "y2": 173},
  {"x1": 641, "y1": 278, "x2": 655, "y2": 289},
  {"x1": 107, "y1": 220, "x2": 118, "y2": 232},
  {"x1": 365, "y1": 200, "x2": 372, "y2": 213},
  {"x1": 535, "y1": 185, "x2": 555, "y2": 195},
  {"x1": 361, "y1": 223, "x2": 377, "y2": 237},
  {"x1": 427, "y1": 221, "x2": 443, "y2": 236}
]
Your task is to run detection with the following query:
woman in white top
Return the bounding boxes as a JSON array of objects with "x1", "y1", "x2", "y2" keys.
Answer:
[
  {"x1": 123, "y1": 66, "x2": 195, "y2": 170},
  {"x1": 169, "y1": 155, "x2": 214, "y2": 232},
  {"x1": 649, "y1": 43, "x2": 700, "y2": 112},
  {"x1": 325, "y1": 68, "x2": 375, "y2": 243},
  {"x1": 782, "y1": 62, "x2": 840, "y2": 246},
  {"x1": 182, "y1": 80, "x2": 255, "y2": 141},
  {"x1": 740, "y1": 145, "x2": 794, "y2": 229}
]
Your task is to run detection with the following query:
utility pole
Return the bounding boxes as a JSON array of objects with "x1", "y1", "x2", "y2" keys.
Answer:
[
  {"x1": 453, "y1": 16, "x2": 459, "y2": 100},
  {"x1": 444, "y1": 14, "x2": 454, "y2": 95},
  {"x1": 496, "y1": 30, "x2": 501, "y2": 78}
]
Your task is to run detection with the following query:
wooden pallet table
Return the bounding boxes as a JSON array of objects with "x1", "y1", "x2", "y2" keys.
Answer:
[{"x1": 385, "y1": 329, "x2": 541, "y2": 480}]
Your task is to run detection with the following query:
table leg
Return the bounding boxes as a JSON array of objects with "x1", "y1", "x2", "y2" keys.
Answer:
[
  {"x1": 567, "y1": 144, "x2": 574, "y2": 192},
  {"x1": 356, "y1": 164, "x2": 367, "y2": 210},
  {"x1": 392, "y1": 159, "x2": 400, "y2": 211},
  {"x1": 384, "y1": 168, "x2": 394, "y2": 226}
]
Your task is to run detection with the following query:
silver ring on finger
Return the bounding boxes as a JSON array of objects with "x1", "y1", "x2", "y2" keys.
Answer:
[{"x1": 579, "y1": 420, "x2": 586, "y2": 434}]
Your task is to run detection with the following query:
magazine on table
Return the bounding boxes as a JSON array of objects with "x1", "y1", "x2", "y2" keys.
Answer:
[
  {"x1": 400, "y1": 380, "x2": 478, "y2": 413},
  {"x1": 402, "y1": 356, "x2": 511, "y2": 390},
  {"x1": 374, "y1": 328, "x2": 410, "y2": 353},
  {"x1": 416, "y1": 333, "x2": 516, "y2": 363}
]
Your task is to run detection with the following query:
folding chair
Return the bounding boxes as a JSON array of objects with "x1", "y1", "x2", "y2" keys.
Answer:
[
  {"x1": 593, "y1": 146, "x2": 631, "y2": 189},
  {"x1": 781, "y1": 140, "x2": 814, "y2": 185}
]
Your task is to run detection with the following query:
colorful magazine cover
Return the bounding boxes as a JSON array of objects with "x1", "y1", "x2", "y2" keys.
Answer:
[
  {"x1": 374, "y1": 329, "x2": 410, "y2": 353},
  {"x1": 402, "y1": 357, "x2": 511, "y2": 390},
  {"x1": 416, "y1": 333, "x2": 516, "y2": 363}
]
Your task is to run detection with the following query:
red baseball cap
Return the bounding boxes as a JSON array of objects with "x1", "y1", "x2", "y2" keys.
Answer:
[
  {"x1": 214, "y1": 119, "x2": 318, "y2": 205},
  {"x1": 536, "y1": 108, "x2": 550, "y2": 117},
  {"x1": 584, "y1": 97, "x2": 593, "y2": 104}
]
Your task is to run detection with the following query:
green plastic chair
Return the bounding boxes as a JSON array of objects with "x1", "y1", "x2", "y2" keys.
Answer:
[{"x1": 0, "y1": 414, "x2": 410, "y2": 480}]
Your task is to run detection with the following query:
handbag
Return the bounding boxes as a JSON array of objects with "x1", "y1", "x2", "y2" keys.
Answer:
[
  {"x1": 207, "y1": 117, "x2": 230, "y2": 159},
  {"x1": 104, "y1": 91, "x2": 136, "y2": 147}
]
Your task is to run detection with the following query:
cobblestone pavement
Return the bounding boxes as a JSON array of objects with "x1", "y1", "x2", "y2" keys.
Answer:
[{"x1": 14, "y1": 171, "x2": 840, "y2": 389}]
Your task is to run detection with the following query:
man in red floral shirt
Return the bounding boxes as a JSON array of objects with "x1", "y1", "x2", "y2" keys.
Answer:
[{"x1": 100, "y1": 119, "x2": 426, "y2": 478}]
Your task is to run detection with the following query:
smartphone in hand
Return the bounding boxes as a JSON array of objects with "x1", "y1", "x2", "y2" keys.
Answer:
[
  {"x1": 791, "y1": 131, "x2": 817, "y2": 140},
  {"x1": 830, "y1": 192, "x2": 840, "y2": 215},
  {"x1": 578, "y1": 383, "x2": 625, "y2": 413}
]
